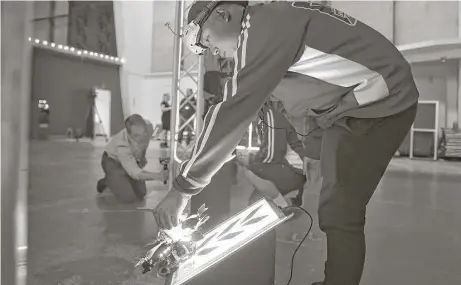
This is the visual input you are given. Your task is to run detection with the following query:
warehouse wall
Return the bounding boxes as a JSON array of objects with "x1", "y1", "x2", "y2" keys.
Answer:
[
  {"x1": 113, "y1": 1, "x2": 155, "y2": 118},
  {"x1": 130, "y1": 75, "x2": 199, "y2": 126},
  {"x1": 411, "y1": 61, "x2": 458, "y2": 129},
  {"x1": 31, "y1": 48, "x2": 124, "y2": 138},
  {"x1": 394, "y1": 1, "x2": 458, "y2": 45},
  {"x1": 330, "y1": 1, "x2": 459, "y2": 45},
  {"x1": 401, "y1": 1, "x2": 460, "y2": 129},
  {"x1": 331, "y1": 1, "x2": 460, "y2": 130},
  {"x1": 113, "y1": 0, "x2": 199, "y2": 123},
  {"x1": 330, "y1": 1, "x2": 394, "y2": 42},
  {"x1": 32, "y1": 1, "x2": 68, "y2": 44},
  {"x1": 30, "y1": 1, "x2": 461, "y2": 130},
  {"x1": 150, "y1": 0, "x2": 198, "y2": 73},
  {"x1": 151, "y1": 1, "x2": 176, "y2": 73}
]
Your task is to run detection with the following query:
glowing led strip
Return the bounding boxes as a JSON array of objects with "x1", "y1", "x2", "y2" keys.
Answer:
[
  {"x1": 167, "y1": 198, "x2": 290, "y2": 285},
  {"x1": 28, "y1": 37, "x2": 124, "y2": 64}
]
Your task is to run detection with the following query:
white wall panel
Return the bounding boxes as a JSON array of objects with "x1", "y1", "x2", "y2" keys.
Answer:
[
  {"x1": 395, "y1": 1, "x2": 458, "y2": 45},
  {"x1": 331, "y1": 1, "x2": 394, "y2": 42},
  {"x1": 114, "y1": 1, "x2": 155, "y2": 118},
  {"x1": 131, "y1": 74, "x2": 199, "y2": 126}
]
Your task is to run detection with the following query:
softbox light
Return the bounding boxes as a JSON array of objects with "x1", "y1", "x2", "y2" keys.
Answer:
[{"x1": 165, "y1": 198, "x2": 292, "y2": 285}]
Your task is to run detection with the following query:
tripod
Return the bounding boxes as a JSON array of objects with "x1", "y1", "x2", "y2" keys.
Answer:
[
  {"x1": 84, "y1": 93, "x2": 109, "y2": 142},
  {"x1": 93, "y1": 104, "x2": 109, "y2": 142}
]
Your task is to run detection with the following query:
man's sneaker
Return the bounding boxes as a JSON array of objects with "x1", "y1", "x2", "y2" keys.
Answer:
[
  {"x1": 284, "y1": 189, "x2": 304, "y2": 207},
  {"x1": 96, "y1": 178, "x2": 107, "y2": 193}
]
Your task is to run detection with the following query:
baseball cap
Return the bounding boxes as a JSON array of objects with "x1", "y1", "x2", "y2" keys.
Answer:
[{"x1": 187, "y1": 1, "x2": 249, "y2": 25}]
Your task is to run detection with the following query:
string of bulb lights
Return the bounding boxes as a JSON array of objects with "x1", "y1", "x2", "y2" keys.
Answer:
[{"x1": 28, "y1": 37, "x2": 125, "y2": 64}]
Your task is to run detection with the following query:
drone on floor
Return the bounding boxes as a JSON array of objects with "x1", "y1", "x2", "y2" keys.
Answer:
[{"x1": 135, "y1": 204, "x2": 210, "y2": 278}]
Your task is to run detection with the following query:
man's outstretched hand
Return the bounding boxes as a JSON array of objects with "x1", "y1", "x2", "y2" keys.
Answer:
[{"x1": 153, "y1": 187, "x2": 190, "y2": 230}]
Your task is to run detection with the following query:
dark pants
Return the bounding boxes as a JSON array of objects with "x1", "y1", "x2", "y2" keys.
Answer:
[
  {"x1": 306, "y1": 104, "x2": 417, "y2": 285},
  {"x1": 100, "y1": 152, "x2": 147, "y2": 203}
]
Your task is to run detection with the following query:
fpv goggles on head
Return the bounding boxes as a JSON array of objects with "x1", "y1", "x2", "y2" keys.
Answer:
[{"x1": 183, "y1": 1, "x2": 220, "y2": 55}]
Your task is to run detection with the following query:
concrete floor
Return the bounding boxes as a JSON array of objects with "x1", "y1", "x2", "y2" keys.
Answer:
[{"x1": 27, "y1": 140, "x2": 461, "y2": 285}]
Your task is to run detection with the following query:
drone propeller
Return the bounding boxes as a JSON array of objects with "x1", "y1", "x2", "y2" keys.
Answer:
[
  {"x1": 197, "y1": 204, "x2": 208, "y2": 216},
  {"x1": 194, "y1": 215, "x2": 210, "y2": 230}
]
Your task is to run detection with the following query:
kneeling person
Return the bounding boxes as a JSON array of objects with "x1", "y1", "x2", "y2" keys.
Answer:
[
  {"x1": 97, "y1": 114, "x2": 165, "y2": 203},
  {"x1": 237, "y1": 101, "x2": 306, "y2": 207}
]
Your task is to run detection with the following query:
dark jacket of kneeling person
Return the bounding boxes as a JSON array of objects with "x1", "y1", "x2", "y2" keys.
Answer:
[
  {"x1": 250, "y1": 101, "x2": 305, "y2": 165},
  {"x1": 245, "y1": 100, "x2": 306, "y2": 196}
]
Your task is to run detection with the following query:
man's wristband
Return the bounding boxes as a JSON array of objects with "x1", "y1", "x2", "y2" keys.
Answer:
[
  {"x1": 179, "y1": 191, "x2": 192, "y2": 199},
  {"x1": 173, "y1": 175, "x2": 203, "y2": 196}
]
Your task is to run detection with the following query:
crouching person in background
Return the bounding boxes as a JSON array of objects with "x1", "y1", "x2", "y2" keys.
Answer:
[
  {"x1": 236, "y1": 100, "x2": 306, "y2": 208},
  {"x1": 96, "y1": 114, "x2": 167, "y2": 203}
]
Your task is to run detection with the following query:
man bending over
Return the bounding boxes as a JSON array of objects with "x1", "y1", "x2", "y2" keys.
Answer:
[{"x1": 154, "y1": 2, "x2": 419, "y2": 285}]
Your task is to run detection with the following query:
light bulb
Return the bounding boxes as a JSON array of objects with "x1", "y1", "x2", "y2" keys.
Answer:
[
  {"x1": 120, "y1": 58, "x2": 125, "y2": 63},
  {"x1": 35, "y1": 39, "x2": 40, "y2": 43},
  {"x1": 70, "y1": 47, "x2": 75, "y2": 52},
  {"x1": 83, "y1": 50, "x2": 88, "y2": 54},
  {"x1": 42, "y1": 41, "x2": 48, "y2": 45},
  {"x1": 64, "y1": 46, "x2": 69, "y2": 50},
  {"x1": 51, "y1": 43, "x2": 56, "y2": 47},
  {"x1": 77, "y1": 51, "x2": 82, "y2": 55},
  {"x1": 57, "y1": 45, "x2": 63, "y2": 49},
  {"x1": 28, "y1": 37, "x2": 31, "y2": 41}
]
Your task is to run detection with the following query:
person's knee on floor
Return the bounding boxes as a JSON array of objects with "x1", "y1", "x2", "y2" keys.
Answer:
[
  {"x1": 131, "y1": 180, "x2": 148, "y2": 200},
  {"x1": 105, "y1": 171, "x2": 140, "y2": 203}
]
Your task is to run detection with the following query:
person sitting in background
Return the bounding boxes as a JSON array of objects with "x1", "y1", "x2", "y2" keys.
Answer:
[
  {"x1": 236, "y1": 100, "x2": 306, "y2": 207},
  {"x1": 96, "y1": 114, "x2": 166, "y2": 203},
  {"x1": 160, "y1": 93, "x2": 171, "y2": 148}
]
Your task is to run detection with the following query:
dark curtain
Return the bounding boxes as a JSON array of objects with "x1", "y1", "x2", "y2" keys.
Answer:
[
  {"x1": 30, "y1": 47, "x2": 123, "y2": 139},
  {"x1": 68, "y1": 1, "x2": 117, "y2": 56}
]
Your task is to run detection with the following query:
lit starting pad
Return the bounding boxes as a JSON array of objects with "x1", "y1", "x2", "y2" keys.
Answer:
[{"x1": 165, "y1": 198, "x2": 292, "y2": 285}]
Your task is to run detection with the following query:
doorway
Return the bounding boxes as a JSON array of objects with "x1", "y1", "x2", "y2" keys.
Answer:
[{"x1": 93, "y1": 88, "x2": 112, "y2": 139}]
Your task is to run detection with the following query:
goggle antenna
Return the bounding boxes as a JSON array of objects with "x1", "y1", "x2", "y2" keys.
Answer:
[{"x1": 164, "y1": 22, "x2": 183, "y2": 38}]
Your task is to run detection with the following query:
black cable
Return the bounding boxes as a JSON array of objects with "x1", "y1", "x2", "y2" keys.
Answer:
[
  {"x1": 256, "y1": 108, "x2": 320, "y2": 137},
  {"x1": 281, "y1": 205, "x2": 314, "y2": 285}
]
